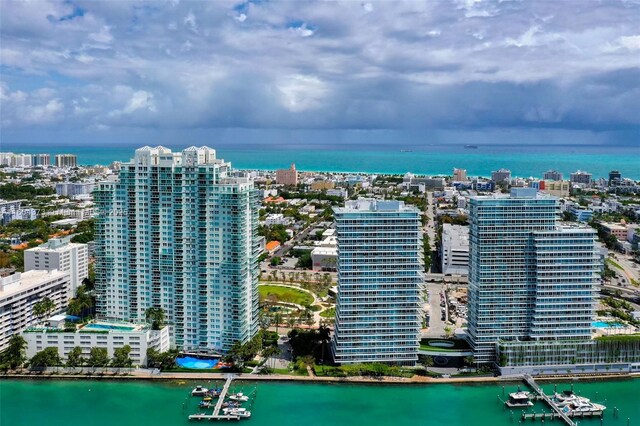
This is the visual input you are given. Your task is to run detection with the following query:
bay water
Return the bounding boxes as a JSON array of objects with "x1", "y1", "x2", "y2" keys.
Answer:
[{"x1": 1, "y1": 378, "x2": 638, "y2": 426}]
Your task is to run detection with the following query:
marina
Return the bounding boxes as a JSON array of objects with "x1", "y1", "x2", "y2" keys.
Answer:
[
  {"x1": 502, "y1": 375, "x2": 610, "y2": 426},
  {"x1": 188, "y1": 375, "x2": 255, "y2": 421}
]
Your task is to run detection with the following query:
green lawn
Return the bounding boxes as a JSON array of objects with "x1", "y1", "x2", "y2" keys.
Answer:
[
  {"x1": 259, "y1": 285, "x2": 314, "y2": 306},
  {"x1": 320, "y1": 307, "x2": 335, "y2": 318}
]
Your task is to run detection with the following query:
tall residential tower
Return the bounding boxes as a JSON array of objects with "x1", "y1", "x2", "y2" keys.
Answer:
[
  {"x1": 94, "y1": 146, "x2": 261, "y2": 352},
  {"x1": 467, "y1": 188, "x2": 599, "y2": 365},
  {"x1": 332, "y1": 199, "x2": 423, "y2": 366}
]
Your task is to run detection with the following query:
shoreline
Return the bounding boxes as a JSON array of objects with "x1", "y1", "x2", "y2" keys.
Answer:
[{"x1": 3, "y1": 371, "x2": 637, "y2": 386}]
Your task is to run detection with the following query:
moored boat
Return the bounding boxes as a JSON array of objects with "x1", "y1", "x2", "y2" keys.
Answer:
[
  {"x1": 228, "y1": 392, "x2": 249, "y2": 402},
  {"x1": 191, "y1": 385, "x2": 208, "y2": 396},
  {"x1": 505, "y1": 391, "x2": 533, "y2": 407},
  {"x1": 223, "y1": 407, "x2": 251, "y2": 418}
]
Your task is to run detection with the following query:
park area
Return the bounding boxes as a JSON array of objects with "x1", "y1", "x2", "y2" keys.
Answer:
[{"x1": 258, "y1": 285, "x2": 314, "y2": 307}]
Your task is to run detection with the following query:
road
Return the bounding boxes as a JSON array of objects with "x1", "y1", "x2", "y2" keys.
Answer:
[
  {"x1": 422, "y1": 191, "x2": 448, "y2": 338},
  {"x1": 611, "y1": 253, "x2": 639, "y2": 284}
]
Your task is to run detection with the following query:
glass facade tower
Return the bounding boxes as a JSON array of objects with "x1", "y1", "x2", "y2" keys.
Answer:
[
  {"x1": 467, "y1": 188, "x2": 600, "y2": 364},
  {"x1": 332, "y1": 199, "x2": 423, "y2": 366},
  {"x1": 94, "y1": 146, "x2": 260, "y2": 352}
]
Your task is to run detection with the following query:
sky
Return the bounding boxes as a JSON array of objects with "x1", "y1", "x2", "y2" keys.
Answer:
[{"x1": 1, "y1": 0, "x2": 639, "y2": 147}]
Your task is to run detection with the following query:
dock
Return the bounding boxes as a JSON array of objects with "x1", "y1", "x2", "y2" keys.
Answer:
[
  {"x1": 188, "y1": 375, "x2": 241, "y2": 421},
  {"x1": 522, "y1": 375, "x2": 579, "y2": 426}
]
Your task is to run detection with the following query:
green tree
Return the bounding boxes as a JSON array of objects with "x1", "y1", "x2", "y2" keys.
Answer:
[
  {"x1": 0, "y1": 335, "x2": 27, "y2": 369},
  {"x1": 273, "y1": 312, "x2": 284, "y2": 336},
  {"x1": 421, "y1": 356, "x2": 434, "y2": 372},
  {"x1": 87, "y1": 347, "x2": 110, "y2": 371},
  {"x1": 111, "y1": 345, "x2": 133, "y2": 369},
  {"x1": 66, "y1": 346, "x2": 85, "y2": 368},
  {"x1": 32, "y1": 297, "x2": 56, "y2": 322},
  {"x1": 270, "y1": 256, "x2": 282, "y2": 267},
  {"x1": 29, "y1": 347, "x2": 61, "y2": 369},
  {"x1": 67, "y1": 285, "x2": 93, "y2": 321},
  {"x1": 145, "y1": 307, "x2": 166, "y2": 330}
]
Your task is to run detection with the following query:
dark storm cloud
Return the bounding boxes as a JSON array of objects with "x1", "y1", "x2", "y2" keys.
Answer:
[{"x1": 1, "y1": 0, "x2": 639, "y2": 135}]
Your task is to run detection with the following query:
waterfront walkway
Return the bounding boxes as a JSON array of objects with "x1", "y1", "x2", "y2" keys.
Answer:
[{"x1": 523, "y1": 374, "x2": 576, "y2": 426}]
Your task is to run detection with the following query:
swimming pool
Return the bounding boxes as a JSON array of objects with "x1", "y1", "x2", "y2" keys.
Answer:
[
  {"x1": 83, "y1": 323, "x2": 136, "y2": 331},
  {"x1": 592, "y1": 321, "x2": 624, "y2": 328},
  {"x1": 175, "y1": 356, "x2": 219, "y2": 369}
]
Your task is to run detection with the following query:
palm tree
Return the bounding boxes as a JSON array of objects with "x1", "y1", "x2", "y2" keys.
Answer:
[
  {"x1": 145, "y1": 307, "x2": 165, "y2": 330},
  {"x1": 317, "y1": 322, "x2": 331, "y2": 364},
  {"x1": 272, "y1": 312, "x2": 284, "y2": 336},
  {"x1": 1, "y1": 335, "x2": 27, "y2": 370},
  {"x1": 33, "y1": 297, "x2": 55, "y2": 323}
]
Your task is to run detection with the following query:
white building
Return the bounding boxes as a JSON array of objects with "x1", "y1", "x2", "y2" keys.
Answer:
[
  {"x1": 0, "y1": 270, "x2": 70, "y2": 351},
  {"x1": 0, "y1": 199, "x2": 37, "y2": 224},
  {"x1": 23, "y1": 319, "x2": 170, "y2": 366},
  {"x1": 25, "y1": 237, "x2": 89, "y2": 297},
  {"x1": 332, "y1": 199, "x2": 423, "y2": 366},
  {"x1": 94, "y1": 146, "x2": 260, "y2": 352},
  {"x1": 264, "y1": 213, "x2": 292, "y2": 226},
  {"x1": 441, "y1": 224, "x2": 469, "y2": 276},
  {"x1": 56, "y1": 182, "x2": 95, "y2": 197}
]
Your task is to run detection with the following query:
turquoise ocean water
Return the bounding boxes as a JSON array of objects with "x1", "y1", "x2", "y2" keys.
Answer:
[
  {"x1": 3, "y1": 142, "x2": 639, "y2": 179},
  {"x1": 1, "y1": 379, "x2": 638, "y2": 426}
]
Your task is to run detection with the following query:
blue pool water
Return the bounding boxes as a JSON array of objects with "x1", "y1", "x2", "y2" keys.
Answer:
[
  {"x1": 83, "y1": 323, "x2": 135, "y2": 331},
  {"x1": 175, "y1": 356, "x2": 219, "y2": 369},
  {"x1": 592, "y1": 321, "x2": 624, "y2": 328}
]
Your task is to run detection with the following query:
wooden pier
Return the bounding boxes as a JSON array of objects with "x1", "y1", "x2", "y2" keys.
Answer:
[
  {"x1": 522, "y1": 375, "x2": 578, "y2": 426},
  {"x1": 188, "y1": 375, "x2": 241, "y2": 421}
]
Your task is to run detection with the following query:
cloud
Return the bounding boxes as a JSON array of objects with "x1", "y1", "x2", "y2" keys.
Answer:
[{"x1": 0, "y1": 0, "x2": 638, "y2": 135}]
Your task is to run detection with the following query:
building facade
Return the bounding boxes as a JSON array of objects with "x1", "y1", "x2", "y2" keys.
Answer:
[
  {"x1": 0, "y1": 199, "x2": 37, "y2": 225},
  {"x1": 440, "y1": 224, "x2": 469, "y2": 276},
  {"x1": 543, "y1": 170, "x2": 563, "y2": 181},
  {"x1": 0, "y1": 270, "x2": 70, "y2": 351},
  {"x1": 94, "y1": 146, "x2": 260, "y2": 352},
  {"x1": 31, "y1": 154, "x2": 51, "y2": 166},
  {"x1": 467, "y1": 188, "x2": 600, "y2": 365},
  {"x1": 275, "y1": 163, "x2": 298, "y2": 186},
  {"x1": 23, "y1": 320, "x2": 170, "y2": 367},
  {"x1": 570, "y1": 170, "x2": 592, "y2": 186},
  {"x1": 55, "y1": 154, "x2": 78, "y2": 168},
  {"x1": 332, "y1": 199, "x2": 423, "y2": 366},
  {"x1": 24, "y1": 237, "x2": 89, "y2": 297},
  {"x1": 491, "y1": 169, "x2": 511, "y2": 184},
  {"x1": 453, "y1": 168, "x2": 467, "y2": 182}
]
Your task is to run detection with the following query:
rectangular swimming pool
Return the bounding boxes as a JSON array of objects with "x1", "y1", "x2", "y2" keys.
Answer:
[{"x1": 83, "y1": 323, "x2": 136, "y2": 331}]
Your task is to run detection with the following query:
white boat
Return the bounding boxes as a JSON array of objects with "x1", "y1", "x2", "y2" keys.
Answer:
[
  {"x1": 552, "y1": 391, "x2": 591, "y2": 407},
  {"x1": 562, "y1": 400, "x2": 606, "y2": 414},
  {"x1": 228, "y1": 392, "x2": 249, "y2": 402},
  {"x1": 223, "y1": 407, "x2": 251, "y2": 418},
  {"x1": 505, "y1": 391, "x2": 533, "y2": 407},
  {"x1": 191, "y1": 385, "x2": 209, "y2": 396}
]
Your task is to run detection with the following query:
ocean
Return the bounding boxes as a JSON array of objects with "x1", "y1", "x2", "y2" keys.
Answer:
[
  {"x1": 1, "y1": 378, "x2": 638, "y2": 426},
  {"x1": 3, "y1": 141, "x2": 639, "y2": 180}
]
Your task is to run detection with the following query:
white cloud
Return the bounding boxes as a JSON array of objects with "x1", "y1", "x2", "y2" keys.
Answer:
[
  {"x1": 277, "y1": 75, "x2": 328, "y2": 112},
  {"x1": 616, "y1": 35, "x2": 640, "y2": 50}
]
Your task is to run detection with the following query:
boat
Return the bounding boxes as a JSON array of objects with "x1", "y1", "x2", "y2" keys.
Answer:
[
  {"x1": 228, "y1": 392, "x2": 249, "y2": 402},
  {"x1": 191, "y1": 385, "x2": 208, "y2": 396},
  {"x1": 400, "y1": 149, "x2": 413, "y2": 152},
  {"x1": 223, "y1": 407, "x2": 251, "y2": 418},
  {"x1": 198, "y1": 400, "x2": 211, "y2": 408},
  {"x1": 552, "y1": 391, "x2": 591, "y2": 407},
  {"x1": 562, "y1": 400, "x2": 606, "y2": 415},
  {"x1": 464, "y1": 145, "x2": 478, "y2": 149},
  {"x1": 505, "y1": 391, "x2": 533, "y2": 407}
]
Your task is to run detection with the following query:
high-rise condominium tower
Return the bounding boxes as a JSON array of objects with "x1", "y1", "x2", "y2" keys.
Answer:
[
  {"x1": 332, "y1": 199, "x2": 423, "y2": 366},
  {"x1": 467, "y1": 188, "x2": 599, "y2": 364},
  {"x1": 94, "y1": 146, "x2": 260, "y2": 351}
]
